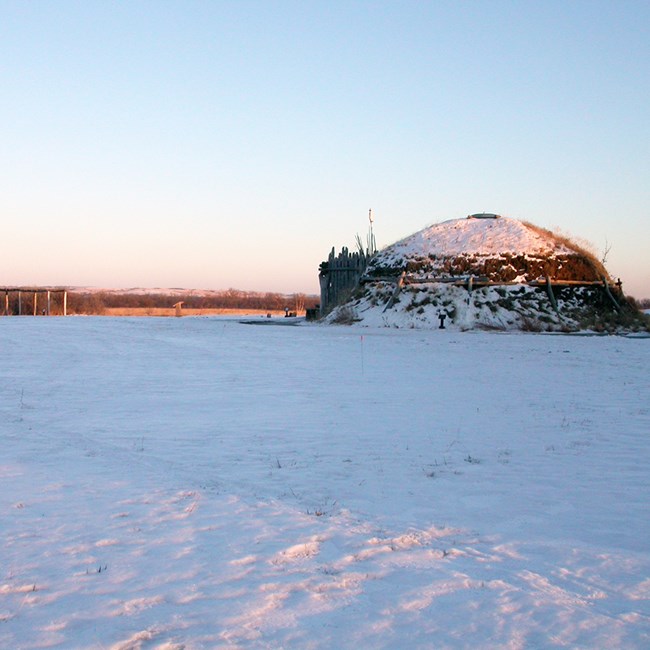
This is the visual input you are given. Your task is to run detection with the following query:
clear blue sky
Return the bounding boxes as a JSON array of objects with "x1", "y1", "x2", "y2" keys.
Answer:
[{"x1": 2, "y1": 0, "x2": 649, "y2": 297}]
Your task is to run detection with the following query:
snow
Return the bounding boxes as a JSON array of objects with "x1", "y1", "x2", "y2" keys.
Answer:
[
  {"x1": 328, "y1": 282, "x2": 646, "y2": 333},
  {"x1": 2, "y1": 316, "x2": 649, "y2": 648},
  {"x1": 382, "y1": 217, "x2": 575, "y2": 263}
]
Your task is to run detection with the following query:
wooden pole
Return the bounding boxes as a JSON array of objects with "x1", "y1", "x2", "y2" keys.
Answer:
[
  {"x1": 63, "y1": 291, "x2": 67, "y2": 316},
  {"x1": 3, "y1": 291, "x2": 7, "y2": 316},
  {"x1": 33, "y1": 292, "x2": 38, "y2": 316},
  {"x1": 545, "y1": 276, "x2": 559, "y2": 313},
  {"x1": 47, "y1": 291, "x2": 51, "y2": 316},
  {"x1": 602, "y1": 278, "x2": 620, "y2": 311},
  {"x1": 18, "y1": 291, "x2": 22, "y2": 315}
]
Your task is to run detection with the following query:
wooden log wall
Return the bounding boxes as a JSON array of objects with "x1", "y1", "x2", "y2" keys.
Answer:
[{"x1": 319, "y1": 247, "x2": 370, "y2": 316}]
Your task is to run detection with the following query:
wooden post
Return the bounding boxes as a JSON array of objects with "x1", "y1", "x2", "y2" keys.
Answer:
[
  {"x1": 18, "y1": 291, "x2": 22, "y2": 315},
  {"x1": 3, "y1": 291, "x2": 7, "y2": 316},
  {"x1": 47, "y1": 291, "x2": 51, "y2": 315},
  {"x1": 63, "y1": 291, "x2": 67, "y2": 316},
  {"x1": 545, "y1": 276, "x2": 559, "y2": 313},
  {"x1": 33, "y1": 292, "x2": 38, "y2": 316},
  {"x1": 602, "y1": 278, "x2": 620, "y2": 311},
  {"x1": 383, "y1": 271, "x2": 405, "y2": 312}
]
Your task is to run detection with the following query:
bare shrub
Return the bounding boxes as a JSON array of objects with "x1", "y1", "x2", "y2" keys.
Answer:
[
  {"x1": 330, "y1": 306, "x2": 359, "y2": 325},
  {"x1": 520, "y1": 315, "x2": 543, "y2": 332}
]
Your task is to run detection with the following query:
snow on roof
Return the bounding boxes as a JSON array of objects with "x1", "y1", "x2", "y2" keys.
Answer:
[{"x1": 382, "y1": 216, "x2": 575, "y2": 260}]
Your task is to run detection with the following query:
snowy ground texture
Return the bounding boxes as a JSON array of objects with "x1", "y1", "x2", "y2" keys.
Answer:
[{"x1": 1, "y1": 317, "x2": 649, "y2": 649}]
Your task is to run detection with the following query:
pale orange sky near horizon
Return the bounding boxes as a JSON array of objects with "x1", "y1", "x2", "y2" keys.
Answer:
[{"x1": 2, "y1": 2, "x2": 649, "y2": 298}]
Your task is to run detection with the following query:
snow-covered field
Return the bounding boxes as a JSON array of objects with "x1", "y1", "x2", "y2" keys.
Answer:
[{"x1": 1, "y1": 317, "x2": 649, "y2": 649}]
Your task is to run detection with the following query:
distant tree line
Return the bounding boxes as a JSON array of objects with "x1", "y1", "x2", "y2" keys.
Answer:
[{"x1": 66, "y1": 289, "x2": 318, "y2": 315}]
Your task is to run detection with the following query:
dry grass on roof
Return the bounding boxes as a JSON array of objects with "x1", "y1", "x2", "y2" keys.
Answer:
[{"x1": 520, "y1": 221, "x2": 611, "y2": 281}]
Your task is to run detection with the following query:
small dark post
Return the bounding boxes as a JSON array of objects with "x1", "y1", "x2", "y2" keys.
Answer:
[{"x1": 438, "y1": 313, "x2": 447, "y2": 329}]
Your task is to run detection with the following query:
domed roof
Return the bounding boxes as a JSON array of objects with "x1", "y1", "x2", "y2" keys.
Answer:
[
  {"x1": 378, "y1": 216, "x2": 576, "y2": 266},
  {"x1": 366, "y1": 215, "x2": 607, "y2": 284}
]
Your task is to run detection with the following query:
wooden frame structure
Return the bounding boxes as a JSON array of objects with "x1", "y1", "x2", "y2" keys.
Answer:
[{"x1": 2, "y1": 288, "x2": 68, "y2": 316}]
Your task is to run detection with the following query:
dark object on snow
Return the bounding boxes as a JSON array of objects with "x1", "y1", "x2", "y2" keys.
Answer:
[{"x1": 439, "y1": 313, "x2": 447, "y2": 329}]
